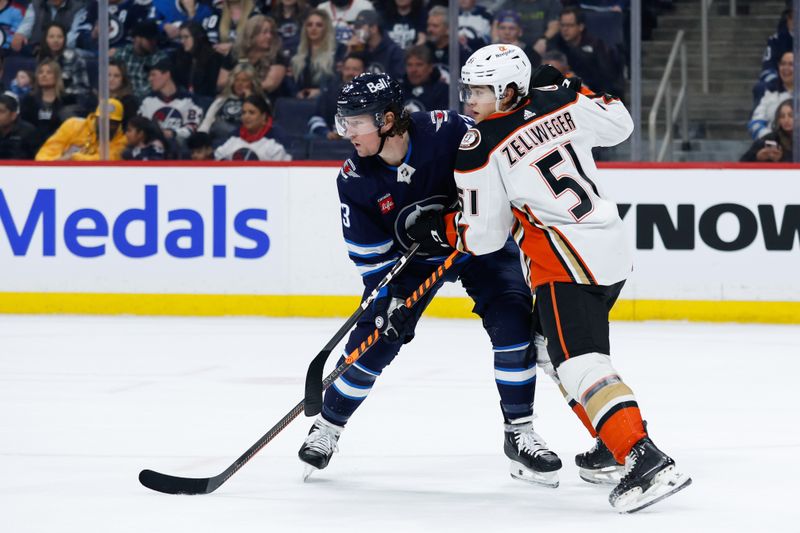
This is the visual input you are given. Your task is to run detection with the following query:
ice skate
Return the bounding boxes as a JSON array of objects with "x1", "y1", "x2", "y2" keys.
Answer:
[
  {"x1": 298, "y1": 418, "x2": 343, "y2": 481},
  {"x1": 575, "y1": 436, "x2": 623, "y2": 485},
  {"x1": 609, "y1": 437, "x2": 692, "y2": 513},
  {"x1": 504, "y1": 422, "x2": 562, "y2": 488}
]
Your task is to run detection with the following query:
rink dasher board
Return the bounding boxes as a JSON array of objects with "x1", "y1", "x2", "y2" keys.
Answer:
[{"x1": 0, "y1": 162, "x2": 798, "y2": 323}]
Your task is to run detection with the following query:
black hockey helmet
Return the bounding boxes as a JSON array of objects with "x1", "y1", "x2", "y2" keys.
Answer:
[{"x1": 335, "y1": 72, "x2": 406, "y2": 137}]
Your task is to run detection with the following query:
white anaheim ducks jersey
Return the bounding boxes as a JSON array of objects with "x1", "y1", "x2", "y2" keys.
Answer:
[{"x1": 449, "y1": 86, "x2": 634, "y2": 288}]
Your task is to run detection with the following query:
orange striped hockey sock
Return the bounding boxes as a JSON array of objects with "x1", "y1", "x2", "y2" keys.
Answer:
[{"x1": 557, "y1": 352, "x2": 648, "y2": 464}]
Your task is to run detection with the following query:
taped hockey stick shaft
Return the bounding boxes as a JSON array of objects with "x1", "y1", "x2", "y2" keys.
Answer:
[
  {"x1": 303, "y1": 244, "x2": 421, "y2": 416},
  {"x1": 139, "y1": 249, "x2": 459, "y2": 495}
]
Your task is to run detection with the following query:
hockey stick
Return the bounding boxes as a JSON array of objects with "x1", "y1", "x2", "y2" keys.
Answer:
[
  {"x1": 139, "y1": 249, "x2": 458, "y2": 495},
  {"x1": 303, "y1": 243, "x2": 420, "y2": 416},
  {"x1": 304, "y1": 248, "x2": 459, "y2": 414}
]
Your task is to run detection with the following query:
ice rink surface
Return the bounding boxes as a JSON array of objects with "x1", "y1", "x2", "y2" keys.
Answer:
[{"x1": 1, "y1": 314, "x2": 798, "y2": 532}]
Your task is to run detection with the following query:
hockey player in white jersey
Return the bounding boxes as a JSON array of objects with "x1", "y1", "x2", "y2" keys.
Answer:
[{"x1": 406, "y1": 44, "x2": 692, "y2": 513}]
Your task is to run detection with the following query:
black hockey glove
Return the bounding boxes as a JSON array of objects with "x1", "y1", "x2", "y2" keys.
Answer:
[
  {"x1": 373, "y1": 287, "x2": 415, "y2": 344},
  {"x1": 530, "y1": 64, "x2": 583, "y2": 93},
  {"x1": 406, "y1": 210, "x2": 453, "y2": 255}
]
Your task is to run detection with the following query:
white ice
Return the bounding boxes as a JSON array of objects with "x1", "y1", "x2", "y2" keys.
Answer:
[{"x1": 1, "y1": 315, "x2": 798, "y2": 532}]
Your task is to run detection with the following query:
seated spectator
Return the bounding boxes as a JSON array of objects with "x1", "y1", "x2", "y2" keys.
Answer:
[
  {"x1": 216, "y1": 0, "x2": 261, "y2": 56},
  {"x1": 114, "y1": 20, "x2": 170, "y2": 99},
  {"x1": 77, "y1": 0, "x2": 153, "y2": 52},
  {"x1": 138, "y1": 58, "x2": 203, "y2": 143},
  {"x1": 541, "y1": 50, "x2": 592, "y2": 92},
  {"x1": 172, "y1": 21, "x2": 228, "y2": 103},
  {"x1": 122, "y1": 115, "x2": 167, "y2": 160},
  {"x1": 11, "y1": 0, "x2": 87, "y2": 54},
  {"x1": 153, "y1": 0, "x2": 221, "y2": 45},
  {"x1": 234, "y1": 14, "x2": 288, "y2": 98},
  {"x1": 382, "y1": 0, "x2": 426, "y2": 50},
  {"x1": 187, "y1": 130, "x2": 214, "y2": 159},
  {"x1": 750, "y1": 51, "x2": 793, "y2": 140},
  {"x1": 20, "y1": 58, "x2": 78, "y2": 151},
  {"x1": 493, "y1": 9, "x2": 541, "y2": 67},
  {"x1": 10, "y1": 70, "x2": 34, "y2": 99},
  {"x1": 348, "y1": 10, "x2": 404, "y2": 80},
  {"x1": 458, "y1": 0, "x2": 492, "y2": 50},
  {"x1": 496, "y1": 0, "x2": 560, "y2": 57},
  {"x1": 107, "y1": 58, "x2": 139, "y2": 128},
  {"x1": 214, "y1": 93, "x2": 291, "y2": 160},
  {"x1": 37, "y1": 22, "x2": 91, "y2": 107},
  {"x1": 35, "y1": 98, "x2": 127, "y2": 160},
  {"x1": 425, "y1": 6, "x2": 470, "y2": 83},
  {"x1": 546, "y1": 6, "x2": 622, "y2": 96},
  {"x1": 0, "y1": 93, "x2": 37, "y2": 160},
  {"x1": 741, "y1": 99, "x2": 793, "y2": 163},
  {"x1": 317, "y1": 0, "x2": 374, "y2": 45},
  {"x1": 0, "y1": 0, "x2": 25, "y2": 52},
  {"x1": 199, "y1": 63, "x2": 263, "y2": 142},
  {"x1": 272, "y1": 0, "x2": 310, "y2": 56},
  {"x1": 754, "y1": 6, "x2": 793, "y2": 106},
  {"x1": 401, "y1": 44, "x2": 447, "y2": 113},
  {"x1": 291, "y1": 9, "x2": 344, "y2": 99},
  {"x1": 308, "y1": 51, "x2": 364, "y2": 138}
]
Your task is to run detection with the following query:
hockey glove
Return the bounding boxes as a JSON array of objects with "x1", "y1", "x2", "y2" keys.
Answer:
[
  {"x1": 530, "y1": 64, "x2": 583, "y2": 93},
  {"x1": 373, "y1": 286, "x2": 414, "y2": 344},
  {"x1": 406, "y1": 210, "x2": 453, "y2": 255}
]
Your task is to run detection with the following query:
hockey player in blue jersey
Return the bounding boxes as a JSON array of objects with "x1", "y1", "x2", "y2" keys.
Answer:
[{"x1": 298, "y1": 72, "x2": 563, "y2": 487}]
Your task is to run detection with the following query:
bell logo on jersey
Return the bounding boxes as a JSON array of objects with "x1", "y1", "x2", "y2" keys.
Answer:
[
  {"x1": 378, "y1": 193, "x2": 395, "y2": 214},
  {"x1": 459, "y1": 128, "x2": 481, "y2": 150}
]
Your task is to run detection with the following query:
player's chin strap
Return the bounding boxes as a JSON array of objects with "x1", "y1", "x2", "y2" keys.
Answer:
[{"x1": 376, "y1": 128, "x2": 391, "y2": 156}]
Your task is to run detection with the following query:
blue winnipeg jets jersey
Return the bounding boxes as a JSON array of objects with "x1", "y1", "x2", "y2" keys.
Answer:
[{"x1": 337, "y1": 110, "x2": 473, "y2": 287}]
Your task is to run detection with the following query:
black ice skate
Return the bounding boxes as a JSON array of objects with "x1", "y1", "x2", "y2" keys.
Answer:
[
  {"x1": 504, "y1": 422, "x2": 562, "y2": 488},
  {"x1": 575, "y1": 437, "x2": 624, "y2": 485},
  {"x1": 609, "y1": 437, "x2": 692, "y2": 513},
  {"x1": 298, "y1": 418, "x2": 343, "y2": 481}
]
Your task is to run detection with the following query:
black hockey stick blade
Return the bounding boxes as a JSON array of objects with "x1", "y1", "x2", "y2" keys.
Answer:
[
  {"x1": 303, "y1": 244, "x2": 420, "y2": 416},
  {"x1": 140, "y1": 399, "x2": 306, "y2": 495},
  {"x1": 139, "y1": 469, "x2": 217, "y2": 495}
]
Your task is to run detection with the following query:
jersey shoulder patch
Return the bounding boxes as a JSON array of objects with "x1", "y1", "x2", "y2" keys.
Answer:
[
  {"x1": 459, "y1": 127, "x2": 481, "y2": 150},
  {"x1": 339, "y1": 157, "x2": 361, "y2": 180}
]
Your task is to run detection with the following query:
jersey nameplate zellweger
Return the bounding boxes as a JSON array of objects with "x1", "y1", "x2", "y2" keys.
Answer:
[{"x1": 500, "y1": 111, "x2": 576, "y2": 167}]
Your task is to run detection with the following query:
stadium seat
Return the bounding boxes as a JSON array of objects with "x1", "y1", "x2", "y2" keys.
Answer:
[
  {"x1": 582, "y1": 9, "x2": 625, "y2": 50},
  {"x1": 308, "y1": 139, "x2": 353, "y2": 161},
  {"x1": 273, "y1": 97, "x2": 317, "y2": 138},
  {"x1": 1, "y1": 55, "x2": 37, "y2": 86}
]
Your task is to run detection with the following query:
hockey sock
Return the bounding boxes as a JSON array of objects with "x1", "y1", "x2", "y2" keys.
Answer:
[
  {"x1": 534, "y1": 334, "x2": 597, "y2": 438},
  {"x1": 557, "y1": 352, "x2": 646, "y2": 464},
  {"x1": 494, "y1": 340, "x2": 537, "y2": 421},
  {"x1": 321, "y1": 356, "x2": 381, "y2": 426}
]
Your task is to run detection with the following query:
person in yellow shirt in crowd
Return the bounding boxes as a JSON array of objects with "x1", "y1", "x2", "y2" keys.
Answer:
[{"x1": 35, "y1": 99, "x2": 127, "y2": 161}]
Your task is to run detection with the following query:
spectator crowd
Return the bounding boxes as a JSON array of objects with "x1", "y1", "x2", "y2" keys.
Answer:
[{"x1": 0, "y1": 0, "x2": 673, "y2": 161}]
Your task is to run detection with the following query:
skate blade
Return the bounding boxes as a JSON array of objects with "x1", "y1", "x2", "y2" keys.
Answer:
[
  {"x1": 579, "y1": 465, "x2": 624, "y2": 486},
  {"x1": 509, "y1": 460, "x2": 560, "y2": 488},
  {"x1": 613, "y1": 466, "x2": 692, "y2": 514},
  {"x1": 302, "y1": 465, "x2": 318, "y2": 482}
]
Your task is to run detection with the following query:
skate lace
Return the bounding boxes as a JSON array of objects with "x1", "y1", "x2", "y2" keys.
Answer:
[
  {"x1": 621, "y1": 450, "x2": 638, "y2": 480},
  {"x1": 515, "y1": 428, "x2": 551, "y2": 457},
  {"x1": 306, "y1": 427, "x2": 340, "y2": 455}
]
